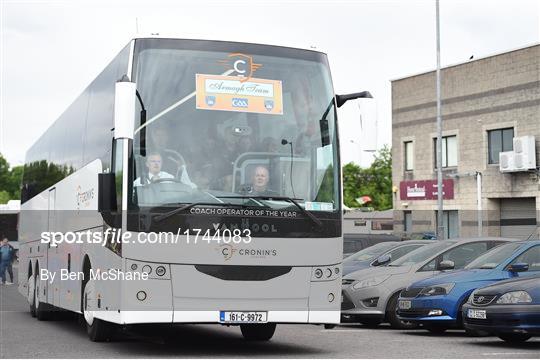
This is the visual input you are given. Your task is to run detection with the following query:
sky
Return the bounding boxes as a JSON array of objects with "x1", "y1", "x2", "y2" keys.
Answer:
[{"x1": 1, "y1": 0, "x2": 539, "y2": 168}]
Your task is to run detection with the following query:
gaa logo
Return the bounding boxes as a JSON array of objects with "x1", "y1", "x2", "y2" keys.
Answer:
[
  {"x1": 205, "y1": 95, "x2": 216, "y2": 106},
  {"x1": 232, "y1": 98, "x2": 248, "y2": 108},
  {"x1": 264, "y1": 99, "x2": 274, "y2": 111}
]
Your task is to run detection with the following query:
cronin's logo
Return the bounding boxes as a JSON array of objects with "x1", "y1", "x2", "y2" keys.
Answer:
[
  {"x1": 217, "y1": 53, "x2": 262, "y2": 82},
  {"x1": 218, "y1": 244, "x2": 237, "y2": 261},
  {"x1": 76, "y1": 185, "x2": 95, "y2": 209},
  {"x1": 216, "y1": 244, "x2": 278, "y2": 261}
]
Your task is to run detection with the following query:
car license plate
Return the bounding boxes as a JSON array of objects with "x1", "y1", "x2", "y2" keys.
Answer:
[
  {"x1": 220, "y1": 311, "x2": 267, "y2": 323},
  {"x1": 399, "y1": 300, "x2": 412, "y2": 310},
  {"x1": 467, "y1": 309, "x2": 486, "y2": 319}
]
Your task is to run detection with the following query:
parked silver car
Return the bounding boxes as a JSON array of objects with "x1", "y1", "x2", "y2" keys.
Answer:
[{"x1": 341, "y1": 237, "x2": 516, "y2": 328}]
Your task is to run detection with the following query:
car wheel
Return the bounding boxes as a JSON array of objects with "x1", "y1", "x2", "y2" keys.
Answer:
[
  {"x1": 498, "y1": 333, "x2": 532, "y2": 343},
  {"x1": 387, "y1": 294, "x2": 416, "y2": 329},
  {"x1": 83, "y1": 279, "x2": 115, "y2": 342},
  {"x1": 324, "y1": 324, "x2": 336, "y2": 329},
  {"x1": 240, "y1": 323, "x2": 276, "y2": 341}
]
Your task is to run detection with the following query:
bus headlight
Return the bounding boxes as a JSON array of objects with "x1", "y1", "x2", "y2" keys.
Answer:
[
  {"x1": 155, "y1": 266, "x2": 166, "y2": 277},
  {"x1": 142, "y1": 265, "x2": 152, "y2": 275},
  {"x1": 126, "y1": 260, "x2": 171, "y2": 280},
  {"x1": 311, "y1": 265, "x2": 341, "y2": 281}
]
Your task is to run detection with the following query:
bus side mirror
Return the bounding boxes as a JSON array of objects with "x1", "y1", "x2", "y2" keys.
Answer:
[
  {"x1": 335, "y1": 91, "x2": 373, "y2": 108},
  {"x1": 114, "y1": 79, "x2": 137, "y2": 140},
  {"x1": 98, "y1": 173, "x2": 121, "y2": 228}
]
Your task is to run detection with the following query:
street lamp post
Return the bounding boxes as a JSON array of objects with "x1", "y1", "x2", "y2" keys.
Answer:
[{"x1": 435, "y1": 0, "x2": 445, "y2": 239}]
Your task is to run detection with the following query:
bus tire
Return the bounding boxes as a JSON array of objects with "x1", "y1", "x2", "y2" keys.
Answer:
[
  {"x1": 240, "y1": 323, "x2": 276, "y2": 341},
  {"x1": 35, "y1": 268, "x2": 52, "y2": 321},
  {"x1": 28, "y1": 274, "x2": 36, "y2": 318},
  {"x1": 83, "y1": 278, "x2": 115, "y2": 342}
]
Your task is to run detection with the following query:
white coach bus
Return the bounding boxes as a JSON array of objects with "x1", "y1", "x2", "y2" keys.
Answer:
[{"x1": 18, "y1": 36, "x2": 371, "y2": 342}]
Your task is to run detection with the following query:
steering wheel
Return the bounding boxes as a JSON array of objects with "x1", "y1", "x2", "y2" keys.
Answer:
[{"x1": 162, "y1": 149, "x2": 187, "y2": 178}]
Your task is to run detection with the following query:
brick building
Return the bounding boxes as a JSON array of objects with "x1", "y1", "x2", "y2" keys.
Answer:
[{"x1": 391, "y1": 44, "x2": 540, "y2": 239}]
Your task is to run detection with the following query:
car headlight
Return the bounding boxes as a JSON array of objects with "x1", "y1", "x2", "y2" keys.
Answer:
[
  {"x1": 467, "y1": 291, "x2": 475, "y2": 304},
  {"x1": 352, "y1": 275, "x2": 390, "y2": 290},
  {"x1": 496, "y1": 291, "x2": 532, "y2": 304},
  {"x1": 419, "y1": 283, "x2": 455, "y2": 297}
]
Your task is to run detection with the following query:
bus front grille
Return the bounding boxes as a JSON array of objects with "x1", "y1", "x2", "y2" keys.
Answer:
[{"x1": 194, "y1": 265, "x2": 292, "y2": 281}]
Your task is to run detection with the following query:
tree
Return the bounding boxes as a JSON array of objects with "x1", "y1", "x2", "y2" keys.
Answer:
[
  {"x1": 0, "y1": 153, "x2": 24, "y2": 202},
  {"x1": 342, "y1": 145, "x2": 392, "y2": 210}
]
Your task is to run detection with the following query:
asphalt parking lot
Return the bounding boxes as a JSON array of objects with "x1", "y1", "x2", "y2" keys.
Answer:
[{"x1": 1, "y1": 269, "x2": 539, "y2": 358}]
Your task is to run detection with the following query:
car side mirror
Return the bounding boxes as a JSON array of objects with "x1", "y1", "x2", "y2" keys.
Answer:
[
  {"x1": 439, "y1": 260, "x2": 455, "y2": 271},
  {"x1": 508, "y1": 262, "x2": 529, "y2": 273},
  {"x1": 374, "y1": 254, "x2": 392, "y2": 266}
]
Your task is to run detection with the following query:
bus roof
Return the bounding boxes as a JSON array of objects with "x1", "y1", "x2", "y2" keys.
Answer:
[{"x1": 130, "y1": 33, "x2": 328, "y2": 56}]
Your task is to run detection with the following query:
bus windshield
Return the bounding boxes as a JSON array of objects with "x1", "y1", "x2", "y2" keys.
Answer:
[{"x1": 131, "y1": 39, "x2": 339, "y2": 213}]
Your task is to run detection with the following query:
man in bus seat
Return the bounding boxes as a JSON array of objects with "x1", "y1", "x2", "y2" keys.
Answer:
[
  {"x1": 133, "y1": 152, "x2": 196, "y2": 188},
  {"x1": 244, "y1": 165, "x2": 279, "y2": 196}
]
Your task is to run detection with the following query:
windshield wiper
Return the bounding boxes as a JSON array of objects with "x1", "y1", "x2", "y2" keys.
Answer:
[{"x1": 216, "y1": 195, "x2": 323, "y2": 228}]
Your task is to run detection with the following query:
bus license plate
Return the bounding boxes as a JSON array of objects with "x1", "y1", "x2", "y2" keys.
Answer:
[
  {"x1": 467, "y1": 309, "x2": 486, "y2": 319},
  {"x1": 220, "y1": 311, "x2": 268, "y2": 323},
  {"x1": 399, "y1": 300, "x2": 411, "y2": 310}
]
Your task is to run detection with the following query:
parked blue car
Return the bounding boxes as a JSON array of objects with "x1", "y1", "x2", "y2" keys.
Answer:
[
  {"x1": 463, "y1": 275, "x2": 540, "y2": 343},
  {"x1": 396, "y1": 240, "x2": 540, "y2": 334},
  {"x1": 343, "y1": 240, "x2": 428, "y2": 275}
]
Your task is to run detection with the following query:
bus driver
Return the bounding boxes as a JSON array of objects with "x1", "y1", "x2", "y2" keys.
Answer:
[
  {"x1": 134, "y1": 152, "x2": 197, "y2": 188},
  {"x1": 133, "y1": 153, "x2": 174, "y2": 186}
]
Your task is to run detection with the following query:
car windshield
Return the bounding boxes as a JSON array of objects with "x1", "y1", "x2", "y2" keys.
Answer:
[
  {"x1": 345, "y1": 242, "x2": 398, "y2": 262},
  {"x1": 388, "y1": 241, "x2": 456, "y2": 266},
  {"x1": 131, "y1": 39, "x2": 339, "y2": 212},
  {"x1": 465, "y1": 242, "x2": 522, "y2": 269}
]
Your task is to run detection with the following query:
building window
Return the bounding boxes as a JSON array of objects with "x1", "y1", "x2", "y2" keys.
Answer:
[
  {"x1": 372, "y1": 220, "x2": 394, "y2": 231},
  {"x1": 433, "y1": 135, "x2": 457, "y2": 168},
  {"x1": 404, "y1": 211, "x2": 412, "y2": 233},
  {"x1": 354, "y1": 220, "x2": 367, "y2": 227},
  {"x1": 404, "y1": 141, "x2": 414, "y2": 171},
  {"x1": 436, "y1": 210, "x2": 459, "y2": 239},
  {"x1": 488, "y1": 128, "x2": 514, "y2": 164}
]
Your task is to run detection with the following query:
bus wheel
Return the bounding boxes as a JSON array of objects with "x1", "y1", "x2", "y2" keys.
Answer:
[
  {"x1": 35, "y1": 269, "x2": 52, "y2": 321},
  {"x1": 28, "y1": 274, "x2": 36, "y2": 318},
  {"x1": 240, "y1": 323, "x2": 276, "y2": 341},
  {"x1": 83, "y1": 279, "x2": 114, "y2": 342}
]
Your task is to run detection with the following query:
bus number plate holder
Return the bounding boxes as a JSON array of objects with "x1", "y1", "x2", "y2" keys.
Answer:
[{"x1": 220, "y1": 311, "x2": 268, "y2": 323}]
